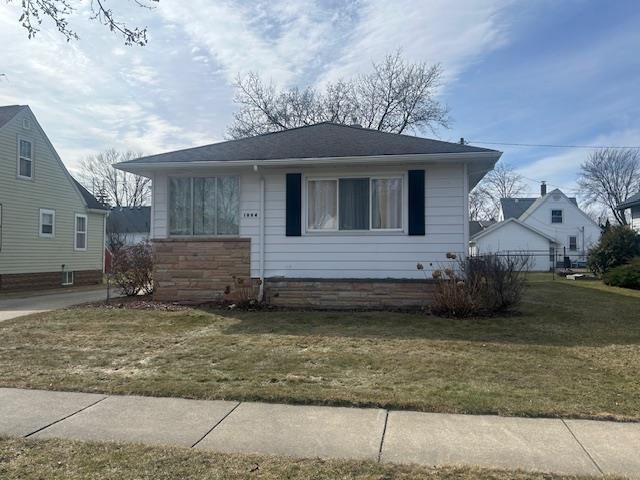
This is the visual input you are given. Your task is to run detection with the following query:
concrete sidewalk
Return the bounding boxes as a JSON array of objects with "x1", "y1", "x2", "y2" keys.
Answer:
[
  {"x1": 0, "y1": 286, "x2": 120, "y2": 322},
  {"x1": 0, "y1": 388, "x2": 638, "y2": 478}
]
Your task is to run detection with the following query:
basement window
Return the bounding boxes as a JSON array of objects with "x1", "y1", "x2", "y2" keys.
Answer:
[{"x1": 62, "y1": 271, "x2": 74, "y2": 286}]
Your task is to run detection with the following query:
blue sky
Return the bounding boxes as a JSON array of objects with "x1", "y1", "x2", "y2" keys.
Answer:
[{"x1": 1, "y1": 0, "x2": 638, "y2": 198}]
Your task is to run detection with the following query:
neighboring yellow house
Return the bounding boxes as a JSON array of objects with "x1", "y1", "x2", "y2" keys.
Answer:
[{"x1": 0, "y1": 105, "x2": 108, "y2": 291}]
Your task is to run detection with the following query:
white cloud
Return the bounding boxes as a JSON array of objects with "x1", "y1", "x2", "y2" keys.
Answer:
[
  {"x1": 318, "y1": 0, "x2": 512, "y2": 85},
  {"x1": 157, "y1": 0, "x2": 351, "y2": 86}
]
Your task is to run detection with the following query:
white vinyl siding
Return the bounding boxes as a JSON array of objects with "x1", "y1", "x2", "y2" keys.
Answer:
[
  {"x1": 152, "y1": 163, "x2": 466, "y2": 279},
  {"x1": 0, "y1": 109, "x2": 105, "y2": 275}
]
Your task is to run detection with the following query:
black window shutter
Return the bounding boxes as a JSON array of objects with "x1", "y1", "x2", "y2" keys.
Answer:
[
  {"x1": 285, "y1": 173, "x2": 302, "y2": 236},
  {"x1": 408, "y1": 170, "x2": 425, "y2": 235}
]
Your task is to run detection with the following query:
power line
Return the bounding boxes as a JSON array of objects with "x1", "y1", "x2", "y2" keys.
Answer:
[{"x1": 468, "y1": 141, "x2": 640, "y2": 149}]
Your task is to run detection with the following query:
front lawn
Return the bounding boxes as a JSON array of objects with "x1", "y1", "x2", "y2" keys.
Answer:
[
  {"x1": 0, "y1": 276, "x2": 638, "y2": 420},
  {"x1": 0, "y1": 438, "x2": 613, "y2": 480}
]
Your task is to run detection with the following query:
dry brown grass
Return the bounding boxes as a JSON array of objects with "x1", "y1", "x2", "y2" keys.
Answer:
[
  {"x1": 0, "y1": 275, "x2": 638, "y2": 420},
  {"x1": 0, "y1": 438, "x2": 613, "y2": 480}
]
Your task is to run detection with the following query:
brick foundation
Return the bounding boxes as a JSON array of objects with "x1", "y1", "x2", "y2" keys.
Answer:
[
  {"x1": 264, "y1": 277, "x2": 436, "y2": 309},
  {"x1": 0, "y1": 270, "x2": 102, "y2": 291},
  {"x1": 153, "y1": 238, "x2": 251, "y2": 302}
]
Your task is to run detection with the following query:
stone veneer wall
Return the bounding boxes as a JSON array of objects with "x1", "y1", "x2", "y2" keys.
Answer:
[
  {"x1": 0, "y1": 270, "x2": 102, "y2": 291},
  {"x1": 153, "y1": 238, "x2": 251, "y2": 302},
  {"x1": 264, "y1": 277, "x2": 435, "y2": 309}
]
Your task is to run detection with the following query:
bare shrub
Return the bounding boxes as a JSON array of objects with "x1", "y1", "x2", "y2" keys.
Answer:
[
  {"x1": 224, "y1": 276, "x2": 262, "y2": 308},
  {"x1": 425, "y1": 254, "x2": 530, "y2": 317},
  {"x1": 111, "y1": 241, "x2": 153, "y2": 296}
]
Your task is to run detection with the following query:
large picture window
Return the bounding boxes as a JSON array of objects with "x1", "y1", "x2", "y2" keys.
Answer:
[
  {"x1": 307, "y1": 176, "x2": 403, "y2": 232},
  {"x1": 169, "y1": 176, "x2": 239, "y2": 236}
]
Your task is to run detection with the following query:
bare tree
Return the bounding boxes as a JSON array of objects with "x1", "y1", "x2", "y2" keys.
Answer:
[
  {"x1": 78, "y1": 149, "x2": 150, "y2": 207},
  {"x1": 8, "y1": 0, "x2": 159, "y2": 45},
  {"x1": 228, "y1": 51, "x2": 449, "y2": 139},
  {"x1": 471, "y1": 163, "x2": 527, "y2": 220},
  {"x1": 468, "y1": 188, "x2": 493, "y2": 221},
  {"x1": 577, "y1": 148, "x2": 640, "y2": 225}
]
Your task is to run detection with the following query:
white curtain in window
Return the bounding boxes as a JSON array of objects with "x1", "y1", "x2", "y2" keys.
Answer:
[
  {"x1": 308, "y1": 180, "x2": 337, "y2": 230},
  {"x1": 193, "y1": 178, "x2": 217, "y2": 235},
  {"x1": 372, "y1": 178, "x2": 402, "y2": 229},
  {"x1": 217, "y1": 176, "x2": 240, "y2": 234},
  {"x1": 169, "y1": 177, "x2": 192, "y2": 235}
]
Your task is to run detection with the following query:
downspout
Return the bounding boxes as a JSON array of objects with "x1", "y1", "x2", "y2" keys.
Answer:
[
  {"x1": 254, "y1": 164, "x2": 266, "y2": 301},
  {"x1": 462, "y1": 163, "x2": 470, "y2": 260}
]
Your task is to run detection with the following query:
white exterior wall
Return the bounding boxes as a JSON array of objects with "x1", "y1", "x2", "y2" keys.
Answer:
[
  {"x1": 472, "y1": 222, "x2": 552, "y2": 271},
  {"x1": 630, "y1": 206, "x2": 640, "y2": 233},
  {"x1": 520, "y1": 194, "x2": 601, "y2": 257},
  {"x1": 0, "y1": 108, "x2": 105, "y2": 275},
  {"x1": 151, "y1": 162, "x2": 466, "y2": 279}
]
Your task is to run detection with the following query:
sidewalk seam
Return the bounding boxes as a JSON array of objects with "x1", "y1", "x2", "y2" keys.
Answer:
[
  {"x1": 190, "y1": 401, "x2": 242, "y2": 449},
  {"x1": 377, "y1": 410, "x2": 389, "y2": 463},
  {"x1": 23, "y1": 395, "x2": 107, "y2": 438},
  {"x1": 561, "y1": 419, "x2": 604, "y2": 476}
]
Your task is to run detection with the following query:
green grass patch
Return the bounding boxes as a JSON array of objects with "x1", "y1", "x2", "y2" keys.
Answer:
[
  {"x1": 0, "y1": 277, "x2": 638, "y2": 420},
  {"x1": 0, "y1": 438, "x2": 613, "y2": 479}
]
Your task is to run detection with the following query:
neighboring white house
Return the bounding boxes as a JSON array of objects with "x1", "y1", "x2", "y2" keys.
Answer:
[
  {"x1": 0, "y1": 105, "x2": 108, "y2": 290},
  {"x1": 617, "y1": 192, "x2": 640, "y2": 232},
  {"x1": 115, "y1": 122, "x2": 501, "y2": 307},
  {"x1": 106, "y1": 206, "x2": 151, "y2": 247},
  {"x1": 470, "y1": 183, "x2": 601, "y2": 271}
]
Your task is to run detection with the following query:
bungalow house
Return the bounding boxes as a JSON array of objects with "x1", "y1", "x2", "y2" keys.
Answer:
[
  {"x1": 617, "y1": 192, "x2": 640, "y2": 232},
  {"x1": 0, "y1": 105, "x2": 108, "y2": 290},
  {"x1": 115, "y1": 122, "x2": 501, "y2": 307},
  {"x1": 469, "y1": 182, "x2": 601, "y2": 271}
]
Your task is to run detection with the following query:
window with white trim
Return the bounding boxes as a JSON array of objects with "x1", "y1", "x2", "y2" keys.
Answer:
[
  {"x1": 39, "y1": 209, "x2": 55, "y2": 237},
  {"x1": 62, "y1": 271, "x2": 74, "y2": 286},
  {"x1": 75, "y1": 214, "x2": 87, "y2": 250},
  {"x1": 551, "y1": 209, "x2": 563, "y2": 224},
  {"x1": 569, "y1": 235, "x2": 577, "y2": 251},
  {"x1": 18, "y1": 139, "x2": 33, "y2": 179},
  {"x1": 307, "y1": 176, "x2": 403, "y2": 232},
  {"x1": 168, "y1": 176, "x2": 240, "y2": 236}
]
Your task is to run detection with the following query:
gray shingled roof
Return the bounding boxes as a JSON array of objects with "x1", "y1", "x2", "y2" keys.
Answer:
[
  {"x1": 0, "y1": 105, "x2": 25, "y2": 129},
  {"x1": 73, "y1": 179, "x2": 108, "y2": 210},
  {"x1": 119, "y1": 122, "x2": 499, "y2": 166},
  {"x1": 469, "y1": 220, "x2": 496, "y2": 237},
  {"x1": 617, "y1": 192, "x2": 640, "y2": 209},
  {"x1": 107, "y1": 206, "x2": 151, "y2": 234},
  {"x1": 501, "y1": 196, "x2": 578, "y2": 219}
]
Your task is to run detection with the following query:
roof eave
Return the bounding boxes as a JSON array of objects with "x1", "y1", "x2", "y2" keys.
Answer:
[{"x1": 115, "y1": 151, "x2": 502, "y2": 176}]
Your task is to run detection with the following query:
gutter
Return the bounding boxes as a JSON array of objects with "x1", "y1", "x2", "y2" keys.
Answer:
[{"x1": 114, "y1": 151, "x2": 502, "y2": 175}]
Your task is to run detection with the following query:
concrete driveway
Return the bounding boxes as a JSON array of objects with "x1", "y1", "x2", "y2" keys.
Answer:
[{"x1": 0, "y1": 286, "x2": 120, "y2": 322}]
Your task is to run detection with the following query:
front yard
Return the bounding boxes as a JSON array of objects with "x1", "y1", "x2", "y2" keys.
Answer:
[
  {"x1": 0, "y1": 275, "x2": 638, "y2": 420},
  {"x1": 0, "y1": 438, "x2": 611, "y2": 480}
]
